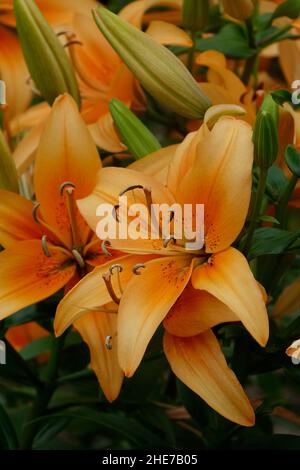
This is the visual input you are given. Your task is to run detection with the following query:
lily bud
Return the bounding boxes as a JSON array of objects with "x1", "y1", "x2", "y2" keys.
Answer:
[
  {"x1": 93, "y1": 7, "x2": 211, "y2": 119},
  {"x1": 14, "y1": 0, "x2": 80, "y2": 107},
  {"x1": 253, "y1": 95, "x2": 279, "y2": 170},
  {"x1": 0, "y1": 129, "x2": 19, "y2": 192},
  {"x1": 109, "y1": 99, "x2": 161, "y2": 160},
  {"x1": 285, "y1": 145, "x2": 300, "y2": 178},
  {"x1": 222, "y1": 0, "x2": 255, "y2": 20},
  {"x1": 182, "y1": 0, "x2": 210, "y2": 32}
]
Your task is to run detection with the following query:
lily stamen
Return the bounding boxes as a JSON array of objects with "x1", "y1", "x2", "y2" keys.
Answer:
[
  {"x1": 60, "y1": 181, "x2": 81, "y2": 250},
  {"x1": 63, "y1": 40, "x2": 83, "y2": 49},
  {"x1": 101, "y1": 240, "x2": 112, "y2": 257},
  {"x1": 72, "y1": 249, "x2": 85, "y2": 269},
  {"x1": 132, "y1": 263, "x2": 146, "y2": 275},
  {"x1": 109, "y1": 263, "x2": 124, "y2": 295},
  {"x1": 112, "y1": 204, "x2": 120, "y2": 222},
  {"x1": 102, "y1": 272, "x2": 120, "y2": 305},
  {"x1": 41, "y1": 235, "x2": 51, "y2": 257},
  {"x1": 105, "y1": 335, "x2": 113, "y2": 350},
  {"x1": 163, "y1": 236, "x2": 176, "y2": 248}
]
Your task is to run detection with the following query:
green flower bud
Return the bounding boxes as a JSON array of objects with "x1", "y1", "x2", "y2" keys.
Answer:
[
  {"x1": 253, "y1": 95, "x2": 279, "y2": 170},
  {"x1": 14, "y1": 0, "x2": 80, "y2": 107},
  {"x1": 182, "y1": 0, "x2": 210, "y2": 32},
  {"x1": 285, "y1": 145, "x2": 300, "y2": 178},
  {"x1": 0, "y1": 129, "x2": 19, "y2": 192},
  {"x1": 222, "y1": 0, "x2": 255, "y2": 20},
  {"x1": 109, "y1": 99, "x2": 161, "y2": 160},
  {"x1": 93, "y1": 7, "x2": 211, "y2": 119}
]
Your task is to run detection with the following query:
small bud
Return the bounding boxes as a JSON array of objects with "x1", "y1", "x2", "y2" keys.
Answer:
[
  {"x1": 182, "y1": 0, "x2": 210, "y2": 32},
  {"x1": 253, "y1": 95, "x2": 279, "y2": 170},
  {"x1": 0, "y1": 129, "x2": 19, "y2": 192},
  {"x1": 93, "y1": 7, "x2": 211, "y2": 119},
  {"x1": 285, "y1": 145, "x2": 300, "y2": 178},
  {"x1": 222, "y1": 0, "x2": 255, "y2": 20},
  {"x1": 109, "y1": 99, "x2": 161, "y2": 160},
  {"x1": 14, "y1": 0, "x2": 80, "y2": 107}
]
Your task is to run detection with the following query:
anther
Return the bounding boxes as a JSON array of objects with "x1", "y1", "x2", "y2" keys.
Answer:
[
  {"x1": 72, "y1": 249, "x2": 85, "y2": 269},
  {"x1": 41, "y1": 235, "x2": 51, "y2": 257},
  {"x1": 32, "y1": 202, "x2": 41, "y2": 223},
  {"x1": 112, "y1": 204, "x2": 120, "y2": 222},
  {"x1": 64, "y1": 40, "x2": 83, "y2": 48},
  {"x1": 119, "y1": 184, "x2": 144, "y2": 197},
  {"x1": 163, "y1": 236, "x2": 176, "y2": 248},
  {"x1": 109, "y1": 264, "x2": 123, "y2": 275},
  {"x1": 169, "y1": 210, "x2": 175, "y2": 222},
  {"x1": 132, "y1": 263, "x2": 146, "y2": 275},
  {"x1": 101, "y1": 240, "x2": 112, "y2": 257},
  {"x1": 60, "y1": 181, "x2": 76, "y2": 196},
  {"x1": 105, "y1": 335, "x2": 113, "y2": 350}
]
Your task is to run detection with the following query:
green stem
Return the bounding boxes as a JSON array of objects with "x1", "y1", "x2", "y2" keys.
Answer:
[
  {"x1": 242, "y1": 19, "x2": 258, "y2": 85},
  {"x1": 187, "y1": 31, "x2": 197, "y2": 73},
  {"x1": 276, "y1": 175, "x2": 298, "y2": 228},
  {"x1": 242, "y1": 168, "x2": 268, "y2": 255},
  {"x1": 20, "y1": 333, "x2": 66, "y2": 450}
]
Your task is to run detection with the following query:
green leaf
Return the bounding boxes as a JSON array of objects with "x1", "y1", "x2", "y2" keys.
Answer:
[
  {"x1": 0, "y1": 340, "x2": 41, "y2": 388},
  {"x1": 195, "y1": 24, "x2": 255, "y2": 59},
  {"x1": 266, "y1": 166, "x2": 289, "y2": 202},
  {"x1": 33, "y1": 416, "x2": 71, "y2": 449},
  {"x1": 20, "y1": 336, "x2": 52, "y2": 361},
  {"x1": 285, "y1": 145, "x2": 300, "y2": 178},
  {"x1": 258, "y1": 215, "x2": 280, "y2": 224},
  {"x1": 272, "y1": 0, "x2": 300, "y2": 22},
  {"x1": 271, "y1": 89, "x2": 292, "y2": 107},
  {"x1": 248, "y1": 228, "x2": 300, "y2": 259},
  {"x1": 0, "y1": 403, "x2": 19, "y2": 449}
]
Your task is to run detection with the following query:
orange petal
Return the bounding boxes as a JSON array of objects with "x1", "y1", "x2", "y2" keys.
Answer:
[
  {"x1": 168, "y1": 117, "x2": 253, "y2": 252},
  {"x1": 0, "y1": 26, "x2": 31, "y2": 119},
  {"x1": 164, "y1": 331, "x2": 255, "y2": 426},
  {"x1": 146, "y1": 20, "x2": 192, "y2": 46},
  {"x1": 129, "y1": 144, "x2": 177, "y2": 185},
  {"x1": 55, "y1": 254, "x2": 151, "y2": 335},
  {"x1": 88, "y1": 113, "x2": 126, "y2": 153},
  {"x1": 78, "y1": 166, "x2": 175, "y2": 234},
  {"x1": 74, "y1": 310, "x2": 123, "y2": 402},
  {"x1": 164, "y1": 284, "x2": 238, "y2": 337},
  {"x1": 120, "y1": 0, "x2": 182, "y2": 28},
  {"x1": 13, "y1": 120, "x2": 46, "y2": 175},
  {"x1": 6, "y1": 322, "x2": 48, "y2": 351},
  {"x1": 118, "y1": 256, "x2": 194, "y2": 377},
  {"x1": 0, "y1": 189, "x2": 42, "y2": 247},
  {"x1": 273, "y1": 277, "x2": 300, "y2": 318},
  {"x1": 192, "y1": 247, "x2": 269, "y2": 346},
  {"x1": 34, "y1": 94, "x2": 101, "y2": 247},
  {"x1": 0, "y1": 240, "x2": 76, "y2": 320}
]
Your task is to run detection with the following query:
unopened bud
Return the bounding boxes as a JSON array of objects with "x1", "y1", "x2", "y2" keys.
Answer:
[
  {"x1": 182, "y1": 0, "x2": 210, "y2": 32},
  {"x1": 253, "y1": 95, "x2": 279, "y2": 170},
  {"x1": 93, "y1": 7, "x2": 211, "y2": 119},
  {"x1": 109, "y1": 99, "x2": 161, "y2": 160},
  {"x1": 222, "y1": 0, "x2": 255, "y2": 20},
  {"x1": 14, "y1": 0, "x2": 80, "y2": 107}
]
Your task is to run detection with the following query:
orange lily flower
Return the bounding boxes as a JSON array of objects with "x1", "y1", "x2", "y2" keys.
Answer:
[
  {"x1": 55, "y1": 112, "x2": 269, "y2": 425},
  {"x1": 10, "y1": 0, "x2": 191, "y2": 173},
  {"x1": 0, "y1": 93, "x2": 125, "y2": 401}
]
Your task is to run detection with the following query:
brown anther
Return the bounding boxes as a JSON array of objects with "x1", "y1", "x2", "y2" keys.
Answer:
[
  {"x1": 72, "y1": 249, "x2": 85, "y2": 269},
  {"x1": 32, "y1": 202, "x2": 41, "y2": 223},
  {"x1": 163, "y1": 236, "x2": 176, "y2": 248},
  {"x1": 63, "y1": 40, "x2": 83, "y2": 48},
  {"x1": 105, "y1": 335, "x2": 113, "y2": 350},
  {"x1": 109, "y1": 264, "x2": 123, "y2": 275},
  {"x1": 41, "y1": 235, "x2": 51, "y2": 257},
  {"x1": 60, "y1": 181, "x2": 76, "y2": 196},
  {"x1": 56, "y1": 30, "x2": 75, "y2": 38},
  {"x1": 102, "y1": 273, "x2": 120, "y2": 305},
  {"x1": 119, "y1": 184, "x2": 144, "y2": 197},
  {"x1": 169, "y1": 210, "x2": 175, "y2": 222},
  {"x1": 101, "y1": 240, "x2": 112, "y2": 257},
  {"x1": 112, "y1": 204, "x2": 120, "y2": 222},
  {"x1": 132, "y1": 263, "x2": 146, "y2": 275}
]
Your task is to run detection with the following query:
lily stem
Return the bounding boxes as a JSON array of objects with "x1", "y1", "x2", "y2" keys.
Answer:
[
  {"x1": 20, "y1": 332, "x2": 66, "y2": 450},
  {"x1": 187, "y1": 31, "x2": 197, "y2": 74},
  {"x1": 276, "y1": 175, "x2": 298, "y2": 228},
  {"x1": 242, "y1": 167, "x2": 268, "y2": 255},
  {"x1": 242, "y1": 18, "x2": 257, "y2": 85}
]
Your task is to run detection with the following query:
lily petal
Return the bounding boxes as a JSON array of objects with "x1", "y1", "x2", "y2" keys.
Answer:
[
  {"x1": 74, "y1": 310, "x2": 123, "y2": 402},
  {"x1": 0, "y1": 240, "x2": 76, "y2": 320},
  {"x1": 34, "y1": 94, "x2": 101, "y2": 247},
  {"x1": 164, "y1": 330, "x2": 255, "y2": 426},
  {"x1": 192, "y1": 247, "x2": 269, "y2": 346},
  {"x1": 129, "y1": 145, "x2": 177, "y2": 185},
  {"x1": 118, "y1": 255, "x2": 194, "y2": 377},
  {"x1": 164, "y1": 284, "x2": 238, "y2": 337},
  {"x1": 0, "y1": 189, "x2": 42, "y2": 247},
  {"x1": 146, "y1": 20, "x2": 192, "y2": 46}
]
